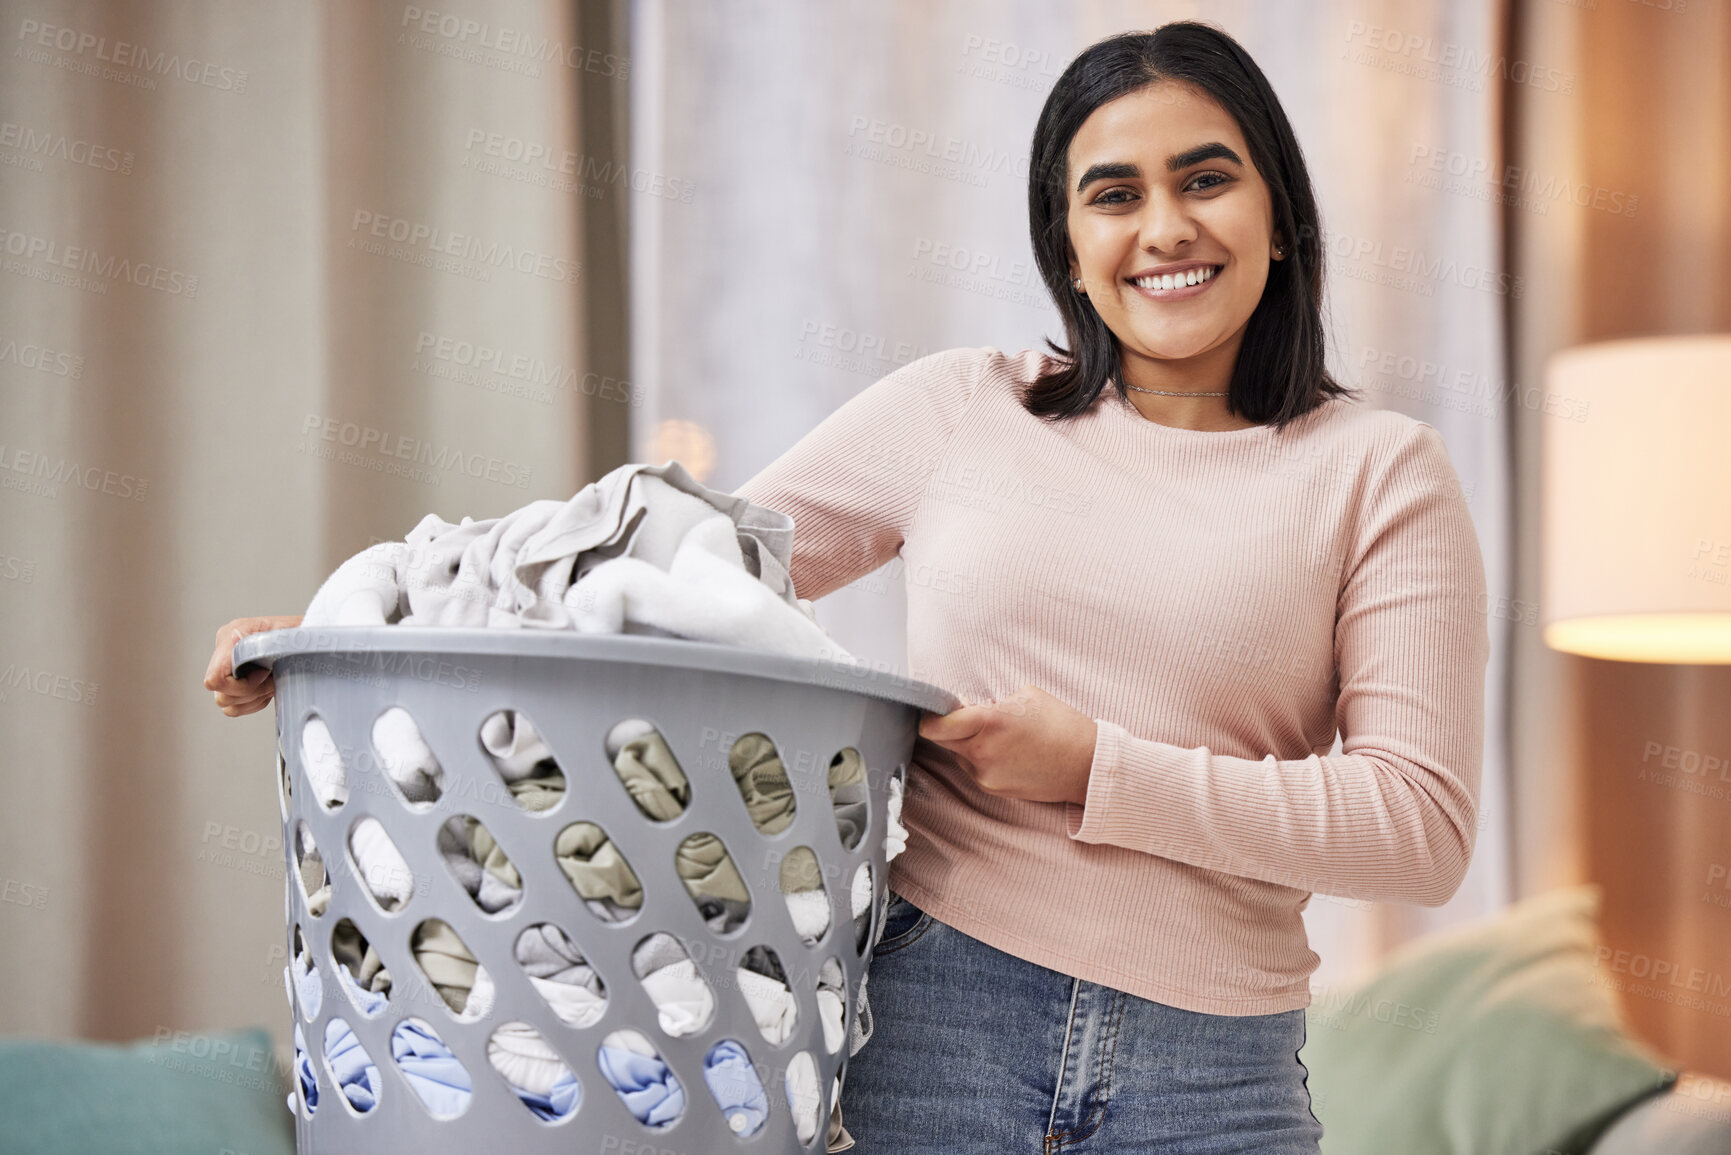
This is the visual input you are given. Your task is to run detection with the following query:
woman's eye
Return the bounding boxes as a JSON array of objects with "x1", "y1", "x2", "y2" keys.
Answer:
[
  {"x1": 1188, "y1": 171, "x2": 1230, "y2": 192},
  {"x1": 1091, "y1": 188, "x2": 1136, "y2": 206}
]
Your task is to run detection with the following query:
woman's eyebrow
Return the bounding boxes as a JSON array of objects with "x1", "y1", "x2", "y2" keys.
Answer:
[
  {"x1": 1074, "y1": 143, "x2": 1245, "y2": 193},
  {"x1": 1075, "y1": 161, "x2": 1139, "y2": 193},
  {"x1": 1167, "y1": 142, "x2": 1243, "y2": 171}
]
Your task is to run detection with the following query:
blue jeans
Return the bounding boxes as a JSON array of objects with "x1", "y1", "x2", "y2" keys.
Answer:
[{"x1": 839, "y1": 890, "x2": 1324, "y2": 1153}]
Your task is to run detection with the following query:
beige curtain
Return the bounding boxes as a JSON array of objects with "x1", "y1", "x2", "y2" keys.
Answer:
[
  {"x1": 1507, "y1": 0, "x2": 1731, "y2": 1078},
  {"x1": 0, "y1": 0, "x2": 628, "y2": 1048}
]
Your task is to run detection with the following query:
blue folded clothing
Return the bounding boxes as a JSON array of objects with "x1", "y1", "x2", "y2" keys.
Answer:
[
  {"x1": 596, "y1": 1041, "x2": 685, "y2": 1127},
  {"x1": 323, "y1": 1019, "x2": 380, "y2": 1113},
  {"x1": 388, "y1": 1020, "x2": 471, "y2": 1119},
  {"x1": 297, "y1": 1015, "x2": 768, "y2": 1132},
  {"x1": 702, "y1": 1039, "x2": 769, "y2": 1135}
]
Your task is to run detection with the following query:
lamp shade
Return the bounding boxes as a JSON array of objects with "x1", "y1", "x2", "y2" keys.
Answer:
[{"x1": 1543, "y1": 335, "x2": 1731, "y2": 663}]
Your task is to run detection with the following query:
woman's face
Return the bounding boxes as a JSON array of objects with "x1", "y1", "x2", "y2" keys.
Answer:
[{"x1": 1064, "y1": 80, "x2": 1282, "y2": 371}]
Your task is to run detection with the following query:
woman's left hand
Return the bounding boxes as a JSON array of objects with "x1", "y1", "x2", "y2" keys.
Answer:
[{"x1": 918, "y1": 684, "x2": 1098, "y2": 805}]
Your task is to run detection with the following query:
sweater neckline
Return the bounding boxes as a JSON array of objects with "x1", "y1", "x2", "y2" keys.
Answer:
[{"x1": 1101, "y1": 382, "x2": 1277, "y2": 438}]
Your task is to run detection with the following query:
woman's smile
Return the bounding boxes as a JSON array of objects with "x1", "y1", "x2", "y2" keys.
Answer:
[{"x1": 1124, "y1": 260, "x2": 1223, "y2": 301}]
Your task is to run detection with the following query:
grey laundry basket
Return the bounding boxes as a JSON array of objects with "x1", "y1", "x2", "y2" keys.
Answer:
[{"x1": 233, "y1": 625, "x2": 960, "y2": 1155}]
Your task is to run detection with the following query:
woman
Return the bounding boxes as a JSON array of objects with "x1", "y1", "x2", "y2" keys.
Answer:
[{"x1": 206, "y1": 22, "x2": 1488, "y2": 1153}]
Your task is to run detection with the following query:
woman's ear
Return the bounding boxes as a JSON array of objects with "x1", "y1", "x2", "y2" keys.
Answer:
[{"x1": 1270, "y1": 229, "x2": 1288, "y2": 261}]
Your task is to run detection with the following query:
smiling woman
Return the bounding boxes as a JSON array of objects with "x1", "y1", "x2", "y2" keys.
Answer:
[
  {"x1": 1025, "y1": 25, "x2": 1350, "y2": 434},
  {"x1": 724, "y1": 19, "x2": 1489, "y2": 1155}
]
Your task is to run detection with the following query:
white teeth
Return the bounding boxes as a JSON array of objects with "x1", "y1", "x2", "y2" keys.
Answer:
[{"x1": 1133, "y1": 266, "x2": 1215, "y2": 292}]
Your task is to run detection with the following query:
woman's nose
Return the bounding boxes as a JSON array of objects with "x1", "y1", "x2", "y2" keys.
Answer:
[{"x1": 1136, "y1": 189, "x2": 1199, "y2": 253}]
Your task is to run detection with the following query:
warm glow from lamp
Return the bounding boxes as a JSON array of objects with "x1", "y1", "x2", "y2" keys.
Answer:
[{"x1": 1543, "y1": 336, "x2": 1731, "y2": 664}]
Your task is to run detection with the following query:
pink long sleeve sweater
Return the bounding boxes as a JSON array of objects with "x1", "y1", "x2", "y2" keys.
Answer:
[{"x1": 732, "y1": 345, "x2": 1490, "y2": 1015}]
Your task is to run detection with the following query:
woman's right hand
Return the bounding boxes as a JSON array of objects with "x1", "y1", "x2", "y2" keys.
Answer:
[{"x1": 204, "y1": 615, "x2": 302, "y2": 717}]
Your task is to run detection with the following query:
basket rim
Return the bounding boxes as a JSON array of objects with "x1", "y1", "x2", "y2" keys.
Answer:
[{"x1": 235, "y1": 625, "x2": 963, "y2": 715}]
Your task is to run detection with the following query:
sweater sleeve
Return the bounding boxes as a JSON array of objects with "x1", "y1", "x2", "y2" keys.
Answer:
[
  {"x1": 729, "y1": 346, "x2": 990, "y2": 603},
  {"x1": 1063, "y1": 422, "x2": 1491, "y2": 906}
]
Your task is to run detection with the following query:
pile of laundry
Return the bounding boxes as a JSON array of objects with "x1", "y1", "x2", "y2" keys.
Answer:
[
  {"x1": 299, "y1": 459, "x2": 854, "y2": 663},
  {"x1": 285, "y1": 460, "x2": 908, "y2": 1149}
]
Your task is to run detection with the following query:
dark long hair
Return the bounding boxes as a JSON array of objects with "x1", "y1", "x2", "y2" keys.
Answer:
[{"x1": 1024, "y1": 22, "x2": 1356, "y2": 429}]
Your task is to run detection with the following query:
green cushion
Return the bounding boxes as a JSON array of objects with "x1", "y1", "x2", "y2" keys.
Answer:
[
  {"x1": 0, "y1": 1026, "x2": 294, "y2": 1155},
  {"x1": 1299, "y1": 885, "x2": 1676, "y2": 1155}
]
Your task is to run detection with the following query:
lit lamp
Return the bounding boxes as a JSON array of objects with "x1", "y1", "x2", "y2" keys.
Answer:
[{"x1": 1543, "y1": 335, "x2": 1731, "y2": 663}]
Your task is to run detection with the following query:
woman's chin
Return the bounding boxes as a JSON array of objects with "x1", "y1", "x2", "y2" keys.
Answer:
[{"x1": 1120, "y1": 333, "x2": 1229, "y2": 365}]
